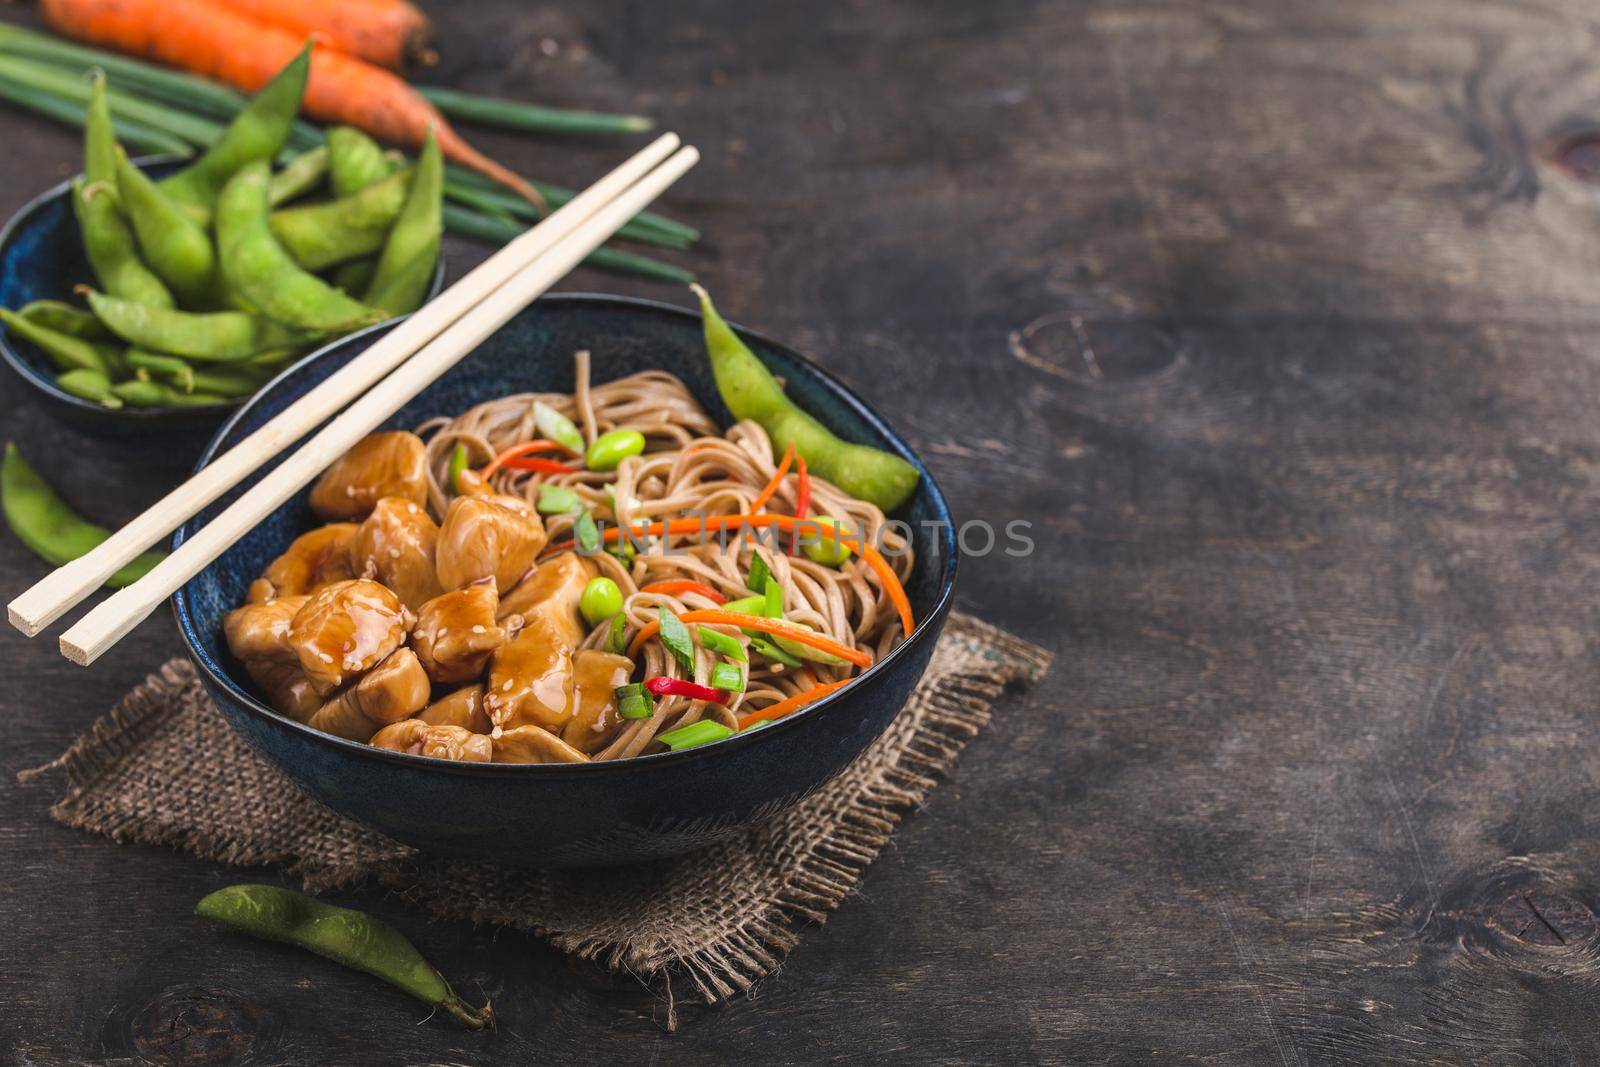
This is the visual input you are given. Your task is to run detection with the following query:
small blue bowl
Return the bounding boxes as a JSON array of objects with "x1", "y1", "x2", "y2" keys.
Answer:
[
  {"x1": 173, "y1": 295, "x2": 958, "y2": 866},
  {"x1": 0, "y1": 156, "x2": 445, "y2": 435}
]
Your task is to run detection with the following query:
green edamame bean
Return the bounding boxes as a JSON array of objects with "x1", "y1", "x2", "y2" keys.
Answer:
[
  {"x1": 800, "y1": 515, "x2": 854, "y2": 567},
  {"x1": 580, "y1": 576, "x2": 624, "y2": 627},
  {"x1": 115, "y1": 149, "x2": 218, "y2": 306},
  {"x1": 692, "y1": 285, "x2": 920, "y2": 512},
  {"x1": 268, "y1": 167, "x2": 416, "y2": 271},
  {"x1": 585, "y1": 428, "x2": 646, "y2": 471},
  {"x1": 85, "y1": 289, "x2": 316, "y2": 361},
  {"x1": 55, "y1": 368, "x2": 121, "y2": 408},
  {"x1": 83, "y1": 70, "x2": 117, "y2": 186},
  {"x1": 111, "y1": 378, "x2": 228, "y2": 408},
  {"x1": 195, "y1": 884, "x2": 492, "y2": 1030},
  {"x1": 218, "y1": 162, "x2": 385, "y2": 332},
  {"x1": 18, "y1": 300, "x2": 112, "y2": 341},
  {"x1": 268, "y1": 145, "x2": 329, "y2": 208},
  {"x1": 0, "y1": 308, "x2": 115, "y2": 374},
  {"x1": 1, "y1": 443, "x2": 163, "y2": 586},
  {"x1": 327, "y1": 126, "x2": 395, "y2": 197},
  {"x1": 125, "y1": 348, "x2": 196, "y2": 393},
  {"x1": 160, "y1": 44, "x2": 311, "y2": 212},
  {"x1": 330, "y1": 257, "x2": 378, "y2": 297},
  {"x1": 72, "y1": 179, "x2": 175, "y2": 310},
  {"x1": 366, "y1": 128, "x2": 442, "y2": 315}
]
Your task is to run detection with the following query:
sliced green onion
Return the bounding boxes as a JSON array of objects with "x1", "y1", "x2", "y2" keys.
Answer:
[
  {"x1": 615, "y1": 682, "x2": 653, "y2": 720},
  {"x1": 536, "y1": 483, "x2": 582, "y2": 515},
  {"x1": 447, "y1": 443, "x2": 469, "y2": 494},
  {"x1": 573, "y1": 509, "x2": 600, "y2": 554},
  {"x1": 749, "y1": 635, "x2": 803, "y2": 667},
  {"x1": 721, "y1": 595, "x2": 766, "y2": 615},
  {"x1": 534, "y1": 400, "x2": 585, "y2": 454},
  {"x1": 709, "y1": 661, "x2": 745, "y2": 693},
  {"x1": 763, "y1": 576, "x2": 784, "y2": 619},
  {"x1": 697, "y1": 626, "x2": 746, "y2": 662},
  {"x1": 802, "y1": 515, "x2": 854, "y2": 567},
  {"x1": 0, "y1": 75, "x2": 192, "y2": 157},
  {"x1": 607, "y1": 536, "x2": 637, "y2": 567},
  {"x1": 657, "y1": 719, "x2": 733, "y2": 751},
  {"x1": 445, "y1": 163, "x2": 698, "y2": 246},
  {"x1": 747, "y1": 551, "x2": 774, "y2": 596},
  {"x1": 657, "y1": 606, "x2": 695, "y2": 671},
  {"x1": 605, "y1": 612, "x2": 629, "y2": 655}
]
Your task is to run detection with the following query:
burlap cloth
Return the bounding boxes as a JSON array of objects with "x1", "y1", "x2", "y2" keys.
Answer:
[{"x1": 22, "y1": 611, "x2": 1048, "y2": 1008}]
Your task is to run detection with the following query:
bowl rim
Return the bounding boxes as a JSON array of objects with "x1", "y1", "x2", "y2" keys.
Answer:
[
  {"x1": 173, "y1": 292, "x2": 960, "y2": 776},
  {"x1": 0, "y1": 154, "x2": 445, "y2": 422}
]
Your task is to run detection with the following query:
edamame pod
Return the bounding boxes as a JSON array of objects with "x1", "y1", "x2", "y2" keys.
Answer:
[
  {"x1": 72, "y1": 179, "x2": 175, "y2": 310},
  {"x1": 218, "y1": 163, "x2": 386, "y2": 333},
  {"x1": 112, "y1": 379, "x2": 228, "y2": 408},
  {"x1": 195, "y1": 884, "x2": 492, "y2": 1030},
  {"x1": 1, "y1": 443, "x2": 162, "y2": 586},
  {"x1": 115, "y1": 150, "x2": 219, "y2": 307},
  {"x1": 269, "y1": 167, "x2": 416, "y2": 271},
  {"x1": 18, "y1": 300, "x2": 112, "y2": 340},
  {"x1": 82, "y1": 70, "x2": 116, "y2": 186},
  {"x1": 330, "y1": 257, "x2": 378, "y2": 297},
  {"x1": 268, "y1": 145, "x2": 329, "y2": 208},
  {"x1": 0, "y1": 308, "x2": 116, "y2": 374},
  {"x1": 327, "y1": 126, "x2": 395, "y2": 197},
  {"x1": 692, "y1": 285, "x2": 920, "y2": 512},
  {"x1": 85, "y1": 289, "x2": 317, "y2": 361},
  {"x1": 54, "y1": 368, "x2": 121, "y2": 408},
  {"x1": 189, "y1": 364, "x2": 271, "y2": 398},
  {"x1": 160, "y1": 44, "x2": 311, "y2": 212},
  {"x1": 125, "y1": 348, "x2": 196, "y2": 393},
  {"x1": 366, "y1": 128, "x2": 442, "y2": 316}
]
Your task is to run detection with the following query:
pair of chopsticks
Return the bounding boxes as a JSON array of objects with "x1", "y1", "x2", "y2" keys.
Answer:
[{"x1": 8, "y1": 133, "x2": 699, "y2": 665}]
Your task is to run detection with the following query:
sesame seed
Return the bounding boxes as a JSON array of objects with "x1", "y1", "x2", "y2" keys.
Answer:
[{"x1": 471, "y1": 625, "x2": 486, "y2": 634}]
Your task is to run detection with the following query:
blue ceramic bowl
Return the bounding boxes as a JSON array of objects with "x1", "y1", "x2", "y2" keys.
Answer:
[
  {"x1": 173, "y1": 295, "x2": 958, "y2": 866},
  {"x1": 0, "y1": 156, "x2": 444, "y2": 434}
]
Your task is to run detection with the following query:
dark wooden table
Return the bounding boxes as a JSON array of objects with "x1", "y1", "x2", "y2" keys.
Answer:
[{"x1": 7, "y1": 1, "x2": 1600, "y2": 1062}]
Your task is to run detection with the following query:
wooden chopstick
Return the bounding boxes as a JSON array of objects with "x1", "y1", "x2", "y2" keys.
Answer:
[
  {"x1": 7, "y1": 133, "x2": 685, "y2": 639},
  {"x1": 58, "y1": 144, "x2": 699, "y2": 666}
]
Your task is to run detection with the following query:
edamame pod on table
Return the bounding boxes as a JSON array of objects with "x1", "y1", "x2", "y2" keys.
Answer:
[
  {"x1": 267, "y1": 145, "x2": 329, "y2": 208},
  {"x1": 327, "y1": 126, "x2": 395, "y2": 197},
  {"x1": 160, "y1": 44, "x2": 311, "y2": 213},
  {"x1": 72, "y1": 179, "x2": 175, "y2": 310},
  {"x1": 692, "y1": 285, "x2": 921, "y2": 512},
  {"x1": 366, "y1": 127, "x2": 442, "y2": 316},
  {"x1": 195, "y1": 884, "x2": 492, "y2": 1030},
  {"x1": 218, "y1": 162, "x2": 386, "y2": 333},
  {"x1": 1, "y1": 443, "x2": 163, "y2": 586},
  {"x1": 18, "y1": 300, "x2": 113, "y2": 340},
  {"x1": 115, "y1": 149, "x2": 218, "y2": 307},
  {"x1": 0, "y1": 307, "x2": 116, "y2": 374},
  {"x1": 85, "y1": 289, "x2": 318, "y2": 361},
  {"x1": 269, "y1": 167, "x2": 416, "y2": 271},
  {"x1": 54, "y1": 368, "x2": 121, "y2": 408}
]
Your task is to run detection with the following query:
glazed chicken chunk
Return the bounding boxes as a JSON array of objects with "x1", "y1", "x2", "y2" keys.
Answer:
[
  {"x1": 307, "y1": 648, "x2": 431, "y2": 741},
  {"x1": 309, "y1": 431, "x2": 429, "y2": 521},
  {"x1": 370, "y1": 720, "x2": 492, "y2": 762},
  {"x1": 247, "y1": 524, "x2": 358, "y2": 602},
  {"x1": 223, "y1": 596, "x2": 319, "y2": 721},
  {"x1": 435, "y1": 493, "x2": 547, "y2": 593},
  {"x1": 497, "y1": 551, "x2": 594, "y2": 629},
  {"x1": 493, "y1": 724, "x2": 589, "y2": 764},
  {"x1": 561, "y1": 649, "x2": 636, "y2": 755},
  {"x1": 481, "y1": 554, "x2": 593, "y2": 732},
  {"x1": 418, "y1": 684, "x2": 492, "y2": 733},
  {"x1": 349, "y1": 496, "x2": 442, "y2": 611},
  {"x1": 410, "y1": 579, "x2": 511, "y2": 684},
  {"x1": 287, "y1": 579, "x2": 410, "y2": 695}
]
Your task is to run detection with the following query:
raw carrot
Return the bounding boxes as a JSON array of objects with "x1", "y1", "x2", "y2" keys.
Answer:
[
  {"x1": 39, "y1": 0, "x2": 543, "y2": 207},
  {"x1": 736, "y1": 680, "x2": 852, "y2": 730},
  {"x1": 211, "y1": 0, "x2": 434, "y2": 71}
]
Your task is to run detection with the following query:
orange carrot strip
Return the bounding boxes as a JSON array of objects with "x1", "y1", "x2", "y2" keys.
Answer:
[
  {"x1": 748, "y1": 442, "x2": 795, "y2": 515},
  {"x1": 640, "y1": 580, "x2": 728, "y2": 604},
  {"x1": 737, "y1": 681, "x2": 853, "y2": 730},
  {"x1": 628, "y1": 610, "x2": 872, "y2": 669},
  {"x1": 551, "y1": 512, "x2": 916, "y2": 638}
]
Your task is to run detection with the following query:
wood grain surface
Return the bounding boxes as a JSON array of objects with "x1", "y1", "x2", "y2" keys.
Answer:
[{"x1": 5, "y1": 0, "x2": 1600, "y2": 1063}]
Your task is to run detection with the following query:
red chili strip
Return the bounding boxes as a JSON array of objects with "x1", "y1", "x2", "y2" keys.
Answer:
[{"x1": 643, "y1": 676, "x2": 730, "y2": 704}]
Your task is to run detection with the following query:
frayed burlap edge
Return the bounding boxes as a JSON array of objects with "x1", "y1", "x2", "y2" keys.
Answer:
[{"x1": 21, "y1": 612, "x2": 1050, "y2": 1011}]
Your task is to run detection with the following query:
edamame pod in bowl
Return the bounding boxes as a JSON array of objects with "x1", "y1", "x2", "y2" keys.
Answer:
[
  {"x1": 217, "y1": 162, "x2": 387, "y2": 334},
  {"x1": 85, "y1": 289, "x2": 319, "y2": 361}
]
